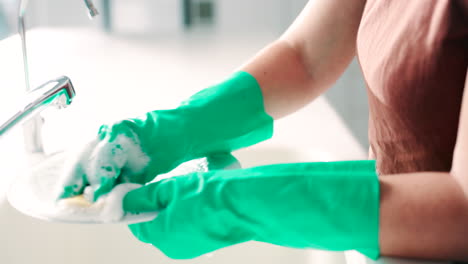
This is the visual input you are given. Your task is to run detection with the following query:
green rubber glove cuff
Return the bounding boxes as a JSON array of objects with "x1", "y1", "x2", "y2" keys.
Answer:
[
  {"x1": 99, "y1": 72, "x2": 273, "y2": 183},
  {"x1": 123, "y1": 160, "x2": 380, "y2": 259}
]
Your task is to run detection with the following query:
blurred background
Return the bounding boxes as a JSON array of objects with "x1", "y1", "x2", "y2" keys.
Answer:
[
  {"x1": 0, "y1": 1, "x2": 369, "y2": 264},
  {"x1": 0, "y1": 0, "x2": 369, "y2": 147}
]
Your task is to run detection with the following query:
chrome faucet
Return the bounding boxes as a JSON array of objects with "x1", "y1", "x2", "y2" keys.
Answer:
[
  {"x1": 0, "y1": 76, "x2": 76, "y2": 138},
  {"x1": 3, "y1": 0, "x2": 99, "y2": 153}
]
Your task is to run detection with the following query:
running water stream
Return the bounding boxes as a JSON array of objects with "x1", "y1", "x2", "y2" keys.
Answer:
[{"x1": 18, "y1": 0, "x2": 30, "y2": 92}]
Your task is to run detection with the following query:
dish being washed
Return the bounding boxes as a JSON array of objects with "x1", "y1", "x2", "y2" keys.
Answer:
[{"x1": 7, "y1": 152, "x2": 240, "y2": 224}]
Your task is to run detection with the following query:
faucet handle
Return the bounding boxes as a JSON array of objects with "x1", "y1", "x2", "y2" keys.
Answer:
[{"x1": 84, "y1": 0, "x2": 99, "y2": 18}]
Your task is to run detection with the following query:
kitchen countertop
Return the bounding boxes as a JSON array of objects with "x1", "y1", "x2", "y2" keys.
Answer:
[{"x1": 0, "y1": 28, "x2": 449, "y2": 264}]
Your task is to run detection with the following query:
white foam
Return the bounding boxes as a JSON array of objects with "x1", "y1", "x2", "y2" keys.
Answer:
[
  {"x1": 85, "y1": 134, "x2": 150, "y2": 185},
  {"x1": 56, "y1": 133, "x2": 150, "y2": 199},
  {"x1": 7, "y1": 149, "x2": 212, "y2": 224},
  {"x1": 7, "y1": 132, "x2": 231, "y2": 224},
  {"x1": 7, "y1": 151, "x2": 157, "y2": 224},
  {"x1": 56, "y1": 183, "x2": 142, "y2": 223}
]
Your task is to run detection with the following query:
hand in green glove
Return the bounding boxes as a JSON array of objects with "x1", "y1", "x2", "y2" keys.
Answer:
[
  {"x1": 123, "y1": 160, "x2": 380, "y2": 260},
  {"x1": 56, "y1": 72, "x2": 274, "y2": 201}
]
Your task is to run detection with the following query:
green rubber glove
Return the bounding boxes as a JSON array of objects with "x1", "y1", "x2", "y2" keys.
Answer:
[
  {"x1": 123, "y1": 160, "x2": 380, "y2": 260},
  {"x1": 58, "y1": 72, "x2": 273, "y2": 201}
]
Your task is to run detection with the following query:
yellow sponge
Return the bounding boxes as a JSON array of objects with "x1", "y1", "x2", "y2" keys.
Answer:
[{"x1": 60, "y1": 195, "x2": 93, "y2": 208}]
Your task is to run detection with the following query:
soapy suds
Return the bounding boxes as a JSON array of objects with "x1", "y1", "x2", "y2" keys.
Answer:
[
  {"x1": 7, "y1": 152, "x2": 156, "y2": 224},
  {"x1": 7, "y1": 143, "x2": 213, "y2": 224},
  {"x1": 56, "y1": 183, "x2": 142, "y2": 223},
  {"x1": 57, "y1": 134, "x2": 150, "y2": 199}
]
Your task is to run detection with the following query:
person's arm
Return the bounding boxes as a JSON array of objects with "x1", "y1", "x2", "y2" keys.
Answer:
[
  {"x1": 379, "y1": 70, "x2": 468, "y2": 261},
  {"x1": 452, "y1": 71, "x2": 468, "y2": 196},
  {"x1": 240, "y1": 0, "x2": 366, "y2": 119}
]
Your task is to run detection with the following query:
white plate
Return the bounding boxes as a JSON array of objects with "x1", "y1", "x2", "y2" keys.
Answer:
[{"x1": 7, "y1": 152, "x2": 239, "y2": 224}]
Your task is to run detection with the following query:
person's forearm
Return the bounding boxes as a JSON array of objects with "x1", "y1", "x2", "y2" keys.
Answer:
[
  {"x1": 234, "y1": 0, "x2": 365, "y2": 119},
  {"x1": 379, "y1": 172, "x2": 468, "y2": 261},
  {"x1": 239, "y1": 41, "x2": 322, "y2": 119}
]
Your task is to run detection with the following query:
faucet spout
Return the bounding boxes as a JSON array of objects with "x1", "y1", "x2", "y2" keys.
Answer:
[{"x1": 0, "y1": 76, "x2": 76, "y2": 138}]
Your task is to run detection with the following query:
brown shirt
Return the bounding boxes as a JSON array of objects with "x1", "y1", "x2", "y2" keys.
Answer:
[{"x1": 357, "y1": 0, "x2": 468, "y2": 174}]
